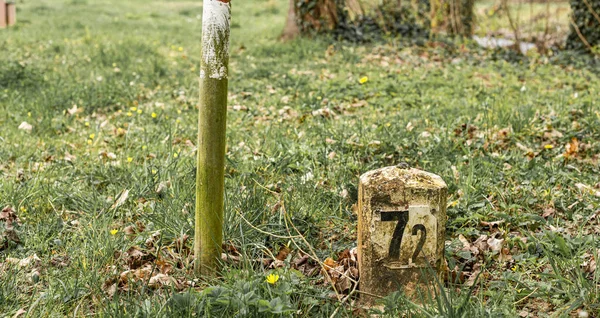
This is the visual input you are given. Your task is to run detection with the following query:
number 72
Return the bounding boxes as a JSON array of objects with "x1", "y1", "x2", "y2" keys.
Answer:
[{"x1": 381, "y1": 210, "x2": 427, "y2": 261}]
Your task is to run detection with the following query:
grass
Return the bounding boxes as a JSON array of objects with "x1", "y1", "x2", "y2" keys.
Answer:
[{"x1": 1, "y1": 0, "x2": 600, "y2": 317}]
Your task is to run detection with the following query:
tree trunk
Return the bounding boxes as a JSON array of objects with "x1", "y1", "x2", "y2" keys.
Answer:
[
  {"x1": 430, "y1": 0, "x2": 474, "y2": 37},
  {"x1": 281, "y1": 0, "x2": 300, "y2": 40},
  {"x1": 195, "y1": 0, "x2": 231, "y2": 277}
]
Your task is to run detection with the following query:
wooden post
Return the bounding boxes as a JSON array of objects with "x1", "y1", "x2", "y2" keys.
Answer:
[
  {"x1": 194, "y1": 0, "x2": 231, "y2": 277},
  {"x1": 0, "y1": 1, "x2": 6, "y2": 29},
  {"x1": 6, "y1": 1, "x2": 15, "y2": 26}
]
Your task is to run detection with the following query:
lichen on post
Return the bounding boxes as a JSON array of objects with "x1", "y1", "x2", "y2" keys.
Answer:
[{"x1": 195, "y1": 0, "x2": 231, "y2": 277}]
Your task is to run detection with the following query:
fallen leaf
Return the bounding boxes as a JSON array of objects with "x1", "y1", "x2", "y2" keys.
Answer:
[
  {"x1": 564, "y1": 137, "x2": 579, "y2": 158},
  {"x1": 18, "y1": 122, "x2": 33, "y2": 132},
  {"x1": 13, "y1": 308, "x2": 27, "y2": 318},
  {"x1": 145, "y1": 231, "x2": 161, "y2": 248},
  {"x1": 293, "y1": 254, "x2": 310, "y2": 268},
  {"x1": 323, "y1": 257, "x2": 338, "y2": 270},
  {"x1": 17, "y1": 254, "x2": 41, "y2": 268},
  {"x1": 575, "y1": 183, "x2": 600, "y2": 197},
  {"x1": 67, "y1": 104, "x2": 81, "y2": 116},
  {"x1": 148, "y1": 273, "x2": 175, "y2": 288},
  {"x1": 480, "y1": 220, "x2": 505, "y2": 228},
  {"x1": 221, "y1": 253, "x2": 241, "y2": 263},
  {"x1": 125, "y1": 246, "x2": 154, "y2": 269},
  {"x1": 486, "y1": 236, "x2": 504, "y2": 253},
  {"x1": 275, "y1": 245, "x2": 291, "y2": 261},
  {"x1": 111, "y1": 189, "x2": 129, "y2": 209},
  {"x1": 542, "y1": 207, "x2": 555, "y2": 218}
]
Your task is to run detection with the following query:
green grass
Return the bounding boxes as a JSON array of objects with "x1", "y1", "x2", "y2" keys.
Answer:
[{"x1": 1, "y1": 0, "x2": 600, "y2": 317}]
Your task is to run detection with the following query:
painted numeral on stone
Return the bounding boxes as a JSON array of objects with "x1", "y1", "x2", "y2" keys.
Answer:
[
  {"x1": 381, "y1": 211, "x2": 409, "y2": 259},
  {"x1": 411, "y1": 224, "x2": 427, "y2": 261},
  {"x1": 381, "y1": 211, "x2": 427, "y2": 262}
]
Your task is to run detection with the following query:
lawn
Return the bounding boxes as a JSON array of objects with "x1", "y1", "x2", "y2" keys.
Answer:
[{"x1": 1, "y1": 0, "x2": 599, "y2": 317}]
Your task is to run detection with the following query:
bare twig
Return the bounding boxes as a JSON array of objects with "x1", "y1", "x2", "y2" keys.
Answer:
[
  {"x1": 569, "y1": 17, "x2": 593, "y2": 52},
  {"x1": 502, "y1": 0, "x2": 521, "y2": 50},
  {"x1": 280, "y1": 201, "x2": 343, "y2": 301},
  {"x1": 329, "y1": 281, "x2": 360, "y2": 318},
  {"x1": 234, "y1": 208, "x2": 302, "y2": 240},
  {"x1": 583, "y1": 0, "x2": 600, "y2": 25},
  {"x1": 252, "y1": 179, "x2": 347, "y2": 302},
  {"x1": 513, "y1": 287, "x2": 539, "y2": 305}
]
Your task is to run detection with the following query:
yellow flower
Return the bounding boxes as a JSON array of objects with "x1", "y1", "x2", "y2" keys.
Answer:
[
  {"x1": 142, "y1": 145, "x2": 147, "y2": 150},
  {"x1": 178, "y1": 47, "x2": 183, "y2": 52},
  {"x1": 152, "y1": 169, "x2": 157, "y2": 174},
  {"x1": 266, "y1": 273, "x2": 279, "y2": 285},
  {"x1": 110, "y1": 229, "x2": 118, "y2": 235},
  {"x1": 127, "y1": 157, "x2": 133, "y2": 163},
  {"x1": 127, "y1": 112, "x2": 133, "y2": 117},
  {"x1": 89, "y1": 133, "x2": 95, "y2": 139},
  {"x1": 84, "y1": 122, "x2": 90, "y2": 127},
  {"x1": 130, "y1": 107, "x2": 137, "y2": 111},
  {"x1": 151, "y1": 112, "x2": 157, "y2": 118},
  {"x1": 27, "y1": 112, "x2": 31, "y2": 117},
  {"x1": 173, "y1": 152, "x2": 179, "y2": 158},
  {"x1": 544, "y1": 144, "x2": 554, "y2": 149},
  {"x1": 87, "y1": 139, "x2": 93, "y2": 145},
  {"x1": 359, "y1": 76, "x2": 369, "y2": 84}
]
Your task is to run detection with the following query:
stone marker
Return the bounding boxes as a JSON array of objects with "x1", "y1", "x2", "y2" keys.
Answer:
[
  {"x1": 6, "y1": 1, "x2": 15, "y2": 27},
  {"x1": 358, "y1": 165, "x2": 447, "y2": 303},
  {"x1": 0, "y1": 1, "x2": 6, "y2": 29}
]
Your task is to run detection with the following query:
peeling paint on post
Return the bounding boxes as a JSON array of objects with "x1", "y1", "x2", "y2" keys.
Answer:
[
  {"x1": 199, "y1": 0, "x2": 230, "y2": 80},
  {"x1": 195, "y1": 0, "x2": 231, "y2": 277},
  {"x1": 358, "y1": 166, "x2": 447, "y2": 303}
]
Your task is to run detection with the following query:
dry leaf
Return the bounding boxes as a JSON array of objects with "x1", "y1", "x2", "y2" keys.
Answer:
[
  {"x1": 145, "y1": 231, "x2": 161, "y2": 248},
  {"x1": 564, "y1": 137, "x2": 579, "y2": 158},
  {"x1": 18, "y1": 122, "x2": 32, "y2": 132},
  {"x1": 16, "y1": 254, "x2": 41, "y2": 268},
  {"x1": 111, "y1": 190, "x2": 129, "y2": 209},
  {"x1": 148, "y1": 273, "x2": 175, "y2": 288},
  {"x1": 542, "y1": 207, "x2": 555, "y2": 218},
  {"x1": 480, "y1": 220, "x2": 505, "y2": 228},
  {"x1": 486, "y1": 236, "x2": 504, "y2": 253},
  {"x1": 293, "y1": 254, "x2": 310, "y2": 268},
  {"x1": 575, "y1": 183, "x2": 600, "y2": 197},
  {"x1": 269, "y1": 259, "x2": 285, "y2": 268},
  {"x1": 275, "y1": 245, "x2": 291, "y2": 261},
  {"x1": 323, "y1": 257, "x2": 338, "y2": 270},
  {"x1": 13, "y1": 308, "x2": 27, "y2": 318},
  {"x1": 221, "y1": 253, "x2": 241, "y2": 263}
]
